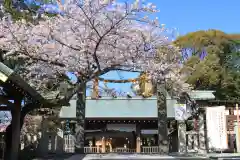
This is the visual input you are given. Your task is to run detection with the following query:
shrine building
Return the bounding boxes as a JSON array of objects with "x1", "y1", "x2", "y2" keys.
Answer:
[{"x1": 59, "y1": 90, "x2": 215, "y2": 154}]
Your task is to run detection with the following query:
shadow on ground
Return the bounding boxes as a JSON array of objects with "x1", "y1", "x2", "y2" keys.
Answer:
[{"x1": 19, "y1": 149, "x2": 85, "y2": 160}]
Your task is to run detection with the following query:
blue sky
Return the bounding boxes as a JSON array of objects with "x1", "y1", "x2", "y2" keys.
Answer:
[{"x1": 151, "y1": 0, "x2": 240, "y2": 34}]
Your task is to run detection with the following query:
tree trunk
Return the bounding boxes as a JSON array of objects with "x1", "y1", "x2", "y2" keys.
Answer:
[
  {"x1": 75, "y1": 83, "x2": 86, "y2": 153},
  {"x1": 157, "y1": 82, "x2": 169, "y2": 154}
]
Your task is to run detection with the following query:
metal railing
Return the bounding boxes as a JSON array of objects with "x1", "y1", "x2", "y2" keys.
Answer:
[
  {"x1": 141, "y1": 146, "x2": 159, "y2": 154},
  {"x1": 84, "y1": 147, "x2": 136, "y2": 153},
  {"x1": 84, "y1": 146, "x2": 168, "y2": 154}
]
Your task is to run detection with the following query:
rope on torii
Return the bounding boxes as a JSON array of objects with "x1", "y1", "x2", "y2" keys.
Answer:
[{"x1": 91, "y1": 72, "x2": 154, "y2": 98}]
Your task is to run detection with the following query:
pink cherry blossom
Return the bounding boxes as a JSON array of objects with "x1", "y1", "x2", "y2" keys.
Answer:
[{"x1": 0, "y1": 0, "x2": 191, "y2": 99}]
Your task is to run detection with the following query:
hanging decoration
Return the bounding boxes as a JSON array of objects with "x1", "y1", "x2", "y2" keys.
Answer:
[{"x1": 91, "y1": 72, "x2": 154, "y2": 98}]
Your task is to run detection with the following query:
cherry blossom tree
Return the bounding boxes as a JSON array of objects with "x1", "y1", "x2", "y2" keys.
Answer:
[
  {"x1": 0, "y1": 0, "x2": 190, "y2": 158},
  {"x1": 0, "y1": 0, "x2": 189, "y2": 99}
]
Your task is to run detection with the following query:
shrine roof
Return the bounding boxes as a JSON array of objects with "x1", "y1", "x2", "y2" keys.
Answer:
[
  {"x1": 85, "y1": 97, "x2": 158, "y2": 118},
  {"x1": 59, "y1": 97, "x2": 158, "y2": 119},
  {"x1": 188, "y1": 90, "x2": 215, "y2": 100},
  {"x1": 59, "y1": 90, "x2": 215, "y2": 119}
]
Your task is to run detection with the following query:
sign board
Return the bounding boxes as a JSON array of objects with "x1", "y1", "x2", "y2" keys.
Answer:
[
  {"x1": 206, "y1": 106, "x2": 228, "y2": 150},
  {"x1": 107, "y1": 124, "x2": 136, "y2": 132},
  {"x1": 141, "y1": 129, "x2": 158, "y2": 134},
  {"x1": 174, "y1": 104, "x2": 187, "y2": 120}
]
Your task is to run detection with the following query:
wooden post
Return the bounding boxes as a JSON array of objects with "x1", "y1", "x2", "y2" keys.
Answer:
[
  {"x1": 92, "y1": 79, "x2": 99, "y2": 99},
  {"x1": 136, "y1": 137, "x2": 141, "y2": 153},
  {"x1": 101, "y1": 137, "x2": 106, "y2": 153},
  {"x1": 136, "y1": 124, "x2": 141, "y2": 153},
  {"x1": 10, "y1": 100, "x2": 21, "y2": 160}
]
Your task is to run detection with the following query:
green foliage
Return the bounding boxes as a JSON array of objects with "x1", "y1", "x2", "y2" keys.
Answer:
[
  {"x1": 3, "y1": 0, "x2": 56, "y2": 22},
  {"x1": 4, "y1": 0, "x2": 35, "y2": 21},
  {"x1": 182, "y1": 54, "x2": 221, "y2": 89},
  {"x1": 174, "y1": 30, "x2": 240, "y2": 100}
]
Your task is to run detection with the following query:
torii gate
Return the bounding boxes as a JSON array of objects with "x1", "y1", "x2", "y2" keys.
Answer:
[{"x1": 0, "y1": 62, "x2": 47, "y2": 160}]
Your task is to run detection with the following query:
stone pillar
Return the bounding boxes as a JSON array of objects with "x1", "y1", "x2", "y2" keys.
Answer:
[
  {"x1": 177, "y1": 121, "x2": 186, "y2": 153},
  {"x1": 75, "y1": 83, "x2": 86, "y2": 153},
  {"x1": 193, "y1": 134, "x2": 199, "y2": 151},
  {"x1": 187, "y1": 134, "x2": 193, "y2": 151},
  {"x1": 198, "y1": 110, "x2": 207, "y2": 154},
  {"x1": 101, "y1": 137, "x2": 106, "y2": 153},
  {"x1": 157, "y1": 82, "x2": 169, "y2": 154}
]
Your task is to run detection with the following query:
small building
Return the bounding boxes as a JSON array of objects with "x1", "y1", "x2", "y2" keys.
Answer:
[{"x1": 59, "y1": 90, "x2": 216, "y2": 153}]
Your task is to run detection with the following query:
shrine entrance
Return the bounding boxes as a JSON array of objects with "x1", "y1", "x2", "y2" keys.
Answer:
[
  {"x1": 84, "y1": 119, "x2": 158, "y2": 153},
  {"x1": 85, "y1": 131, "x2": 137, "y2": 153}
]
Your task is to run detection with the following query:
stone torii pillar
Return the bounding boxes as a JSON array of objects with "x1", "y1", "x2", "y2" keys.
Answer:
[
  {"x1": 157, "y1": 82, "x2": 169, "y2": 154},
  {"x1": 75, "y1": 81, "x2": 86, "y2": 153}
]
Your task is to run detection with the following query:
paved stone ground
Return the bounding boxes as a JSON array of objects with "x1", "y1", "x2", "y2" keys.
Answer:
[
  {"x1": 32, "y1": 153, "x2": 240, "y2": 160},
  {"x1": 207, "y1": 153, "x2": 240, "y2": 159},
  {"x1": 34, "y1": 153, "x2": 209, "y2": 160},
  {"x1": 81, "y1": 153, "x2": 209, "y2": 160}
]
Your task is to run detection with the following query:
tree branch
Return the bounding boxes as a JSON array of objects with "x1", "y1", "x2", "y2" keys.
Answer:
[{"x1": 7, "y1": 28, "x2": 66, "y2": 67}]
